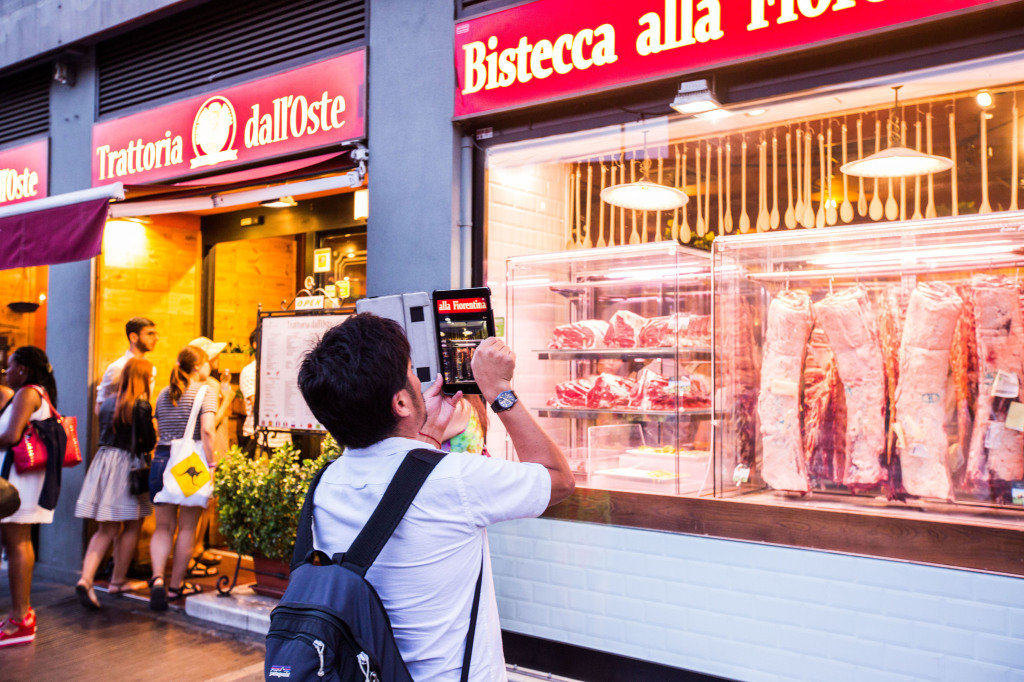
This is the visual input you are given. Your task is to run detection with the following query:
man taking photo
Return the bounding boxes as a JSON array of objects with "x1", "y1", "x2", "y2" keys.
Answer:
[{"x1": 297, "y1": 313, "x2": 574, "y2": 681}]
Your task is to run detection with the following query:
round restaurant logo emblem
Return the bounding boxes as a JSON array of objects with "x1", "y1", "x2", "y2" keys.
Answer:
[{"x1": 190, "y1": 96, "x2": 239, "y2": 169}]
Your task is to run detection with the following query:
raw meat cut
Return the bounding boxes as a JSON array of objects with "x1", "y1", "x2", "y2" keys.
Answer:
[
  {"x1": 586, "y1": 373, "x2": 635, "y2": 409},
  {"x1": 548, "y1": 377, "x2": 595, "y2": 408},
  {"x1": 814, "y1": 285, "x2": 886, "y2": 491},
  {"x1": 603, "y1": 310, "x2": 647, "y2": 348},
  {"x1": 638, "y1": 313, "x2": 712, "y2": 348},
  {"x1": 802, "y1": 327, "x2": 846, "y2": 486},
  {"x1": 629, "y1": 367, "x2": 676, "y2": 410},
  {"x1": 893, "y1": 282, "x2": 962, "y2": 500},
  {"x1": 758, "y1": 290, "x2": 813, "y2": 492},
  {"x1": 951, "y1": 283, "x2": 978, "y2": 476},
  {"x1": 548, "y1": 320, "x2": 610, "y2": 349},
  {"x1": 965, "y1": 275, "x2": 1024, "y2": 488},
  {"x1": 719, "y1": 298, "x2": 760, "y2": 468},
  {"x1": 680, "y1": 374, "x2": 712, "y2": 409}
]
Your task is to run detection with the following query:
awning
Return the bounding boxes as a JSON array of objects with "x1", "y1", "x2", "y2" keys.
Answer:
[{"x1": 0, "y1": 183, "x2": 125, "y2": 269}]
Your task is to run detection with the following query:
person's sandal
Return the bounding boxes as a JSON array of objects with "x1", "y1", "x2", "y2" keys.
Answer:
[
  {"x1": 149, "y1": 576, "x2": 167, "y2": 612},
  {"x1": 75, "y1": 582, "x2": 101, "y2": 611},
  {"x1": 106, "y1": 581, "x2": 131, "y2": 597},
  {"x1": 167, "y1": 582, "x2": 203, "y2": 601}
]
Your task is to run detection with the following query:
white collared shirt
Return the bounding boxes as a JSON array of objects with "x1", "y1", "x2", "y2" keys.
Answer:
[{"x1": 312, "y1": 437, "x2": 550, "y2": 682}]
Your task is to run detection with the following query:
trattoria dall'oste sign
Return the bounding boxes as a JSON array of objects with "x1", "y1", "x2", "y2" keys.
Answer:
[
  {"x1": 91, "y1": 50, "x2": 365, "y2": 186},
  {"x1": 454, "y1": 0, "x2": 1006, "y2": 118},
  {"x1": 0, "y1": 139, "x2": 48, "y2": 207}
]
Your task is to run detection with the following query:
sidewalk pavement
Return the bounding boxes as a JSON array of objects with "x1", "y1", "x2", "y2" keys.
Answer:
[{"x1": 1, "y1": 556, "x2": 578, "y2": 682}]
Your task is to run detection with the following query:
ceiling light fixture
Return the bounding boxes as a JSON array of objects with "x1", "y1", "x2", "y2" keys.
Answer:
[
  {"x1": 600, "y1": 131, "x2": 688, "y2": 211},
  {"x1": 260, "y1": 195, "x2": 297, "y2": 208},
  {"x1": 976, "y1": 90, "x2": 994, "y2": 108},
  {"x1": 670, "y1": 79, "x2": 720, "y2": 115},
  {"x1": 840, "y1": 86, "x2": 954, "y2": 178}
]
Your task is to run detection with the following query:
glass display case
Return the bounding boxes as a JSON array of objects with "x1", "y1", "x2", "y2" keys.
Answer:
[
  {"x1": 507, "y1": 242, "x2": 713, "y2": 495},
  {"x1": 713, "y1": 212, "x2": 1024, "y2": 516}
]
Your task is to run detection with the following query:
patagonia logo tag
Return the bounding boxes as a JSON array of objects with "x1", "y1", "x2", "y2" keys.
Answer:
[{"x1": 268, "y1": 665, "x2": 292, "y2": 678}]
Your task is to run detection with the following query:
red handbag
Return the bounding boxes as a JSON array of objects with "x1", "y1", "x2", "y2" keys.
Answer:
[{"x1": 10, "y1": 386, "x2": 82, "y2": 473}]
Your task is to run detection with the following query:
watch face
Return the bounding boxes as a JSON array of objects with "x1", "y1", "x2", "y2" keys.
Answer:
[{"x1": 497, "y1": 391, "x2": 516, "y2": 409}]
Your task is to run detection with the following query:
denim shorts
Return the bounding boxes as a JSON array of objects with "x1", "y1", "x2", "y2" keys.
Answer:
[{"x1": 149, "y1": 444, "x2": 171, "y2": 504}]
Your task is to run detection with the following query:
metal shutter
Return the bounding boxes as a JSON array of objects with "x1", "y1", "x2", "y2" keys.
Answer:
[
  {"x1": 97, "y1": 0, "x2": 366, "y2": 117},
  {"x1": 0, "y1": 65, "x2": 50, "y2": 146}
]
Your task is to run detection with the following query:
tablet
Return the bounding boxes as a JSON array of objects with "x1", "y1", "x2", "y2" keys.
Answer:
[{"x1": 432, "y1": 287, "x2": 495, "y2": 395}]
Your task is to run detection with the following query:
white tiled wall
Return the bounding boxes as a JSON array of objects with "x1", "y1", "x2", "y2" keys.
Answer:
[{"x1": 490, "y1": 518, "x2": 1024, "y2": 682}]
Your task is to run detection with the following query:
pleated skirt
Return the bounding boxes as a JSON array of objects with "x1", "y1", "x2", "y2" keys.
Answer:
[{"x1": 75, "y1": 445, "x2": 153, "y2": 522}]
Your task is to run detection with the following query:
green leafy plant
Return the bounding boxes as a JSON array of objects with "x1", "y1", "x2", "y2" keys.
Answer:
[{"x1": 214, "y1": 440, "x2": 337, "y2": 562}]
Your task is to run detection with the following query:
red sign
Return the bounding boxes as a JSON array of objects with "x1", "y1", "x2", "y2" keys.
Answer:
[
  {"x1": 455, "y1": 0, "x2": 1006, "y2": 118},
  {"x1": 437, "y1": 297, "x2": 488, "y2": 313},
  {"x1": 92, "y1": 50, "x2": 365, "y2": 185},
  {"x1": 0, "y1": 139, "x2": 48, "y2": 207}
]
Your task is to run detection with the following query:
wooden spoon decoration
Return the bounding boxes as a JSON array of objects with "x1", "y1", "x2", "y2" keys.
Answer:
[
  {"x1": 739, "y1": 138, "x2": 751, "y2": 233},
  {"x1": 655, "y1": 157, "x2": 663, "y2": 241},
  {"x1": 869, "y1": 119, "x2": 884, "y2": 221},
  {"x1": 671, "y1": 146, "x2": 680, "y2": 242},
  {"x1": 695, "y1": 143, "x2": 705, "y2": 238},
  {"x1": 576, "y1": 164, "x2": 585, "y2": 245},
  {"x1": 680, "y1": 145, "x2": 690, "y2": 241},
  {"x1": 608, "y1": 161, "x2": 617, "y2": 245},
  {"x1": 899, "y1": 120, "x2": 907, "y2": 222},
  {"x1": 803, "y1": 128, "x2": 815, "y2": 228},
  {"x1": 949, "y1": 110, "x2": 958, "y2": 217},
  {"x1": 912, "y1": 121, "x2": 923, "y2": 221},
  {"x1": 583, "y1": 163, "x2": 593, "y2": 248},
  {"x1": 979, "y1": 110, "x2": 992, "y2": 214},
  {"x1": 840, "y1": 123, "x2": 854, "y2": 223},
  {"x1": 628, "y1": 157, "x2": 641, "y2": 244},
  {"x1": 815, "y1": 133, "x2": 826, "y2": 227},
  {"x1": 784, "y1": 132, "x2": 796, "y2": 228},
  {"x1": 770, "y1": 133, "x2": 780, "y2": 229},
  {"x1": 1012, "y1": 99, "x2": 1020, "y2": 213},
  {"x1": 704, "y1": 142, "x2": 712, "y2": 236},
  {"x1": 795, "y1": 128, "x2": 804, "y2": 223},
  {"x1": 566, "y1": 162, "x2": 576, "y2": 249},
  {"x1": 825, "y1": 127, "x2": 838, "y2": 226},
  {"x1": 717, "y1": 141, "x2": 724, "y2": 235},
  {"x1": 856, "y1": 118, "x2": 868, "y2": 217},
  {"x1": 597, "y1": 162, "x2": 607, "y2": 247},
  {"x1": 724, "y1": 141, "x2": 733, "y2": 234},
  {"x1": 757, "y1": 140, "x2": 769, "y2": 232},
  {"x1": 925, "y1": 114, "x2": 937, "y2": 219}
]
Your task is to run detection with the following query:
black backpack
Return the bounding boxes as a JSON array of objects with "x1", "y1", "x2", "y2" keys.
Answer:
[{"x1": 265, "y1": 448, "x2": 483, "y2": 681}]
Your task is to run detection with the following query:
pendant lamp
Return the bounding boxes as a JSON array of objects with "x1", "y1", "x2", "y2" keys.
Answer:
[
  {"x1": 601, "y1": 131, "x2": 688, "y2": 211},
  {"x1": 840, "y1": 86, "x2": 954, "y2": 178}
]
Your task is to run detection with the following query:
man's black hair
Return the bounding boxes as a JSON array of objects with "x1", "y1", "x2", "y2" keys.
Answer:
[
  {"x1": 125, "y1": 317, "x2": 156, "y2": 339},
  {"x1": 298, "y1": 313, "x2": 410, "y2": 449}
]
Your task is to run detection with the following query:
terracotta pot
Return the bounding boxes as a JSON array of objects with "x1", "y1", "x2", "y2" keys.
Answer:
[{"x1": 251, "y1": 555, "x2": 290, "y2": 598}]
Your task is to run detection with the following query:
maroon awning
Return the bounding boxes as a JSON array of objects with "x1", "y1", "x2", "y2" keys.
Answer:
[{"x1": 0, "y1": 184, "x2": 122, "y2": 269}]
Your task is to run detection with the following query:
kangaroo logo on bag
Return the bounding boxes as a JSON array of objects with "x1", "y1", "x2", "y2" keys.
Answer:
[{"x1": 171, "y1": 452, "x2": 211, "y2": 496}]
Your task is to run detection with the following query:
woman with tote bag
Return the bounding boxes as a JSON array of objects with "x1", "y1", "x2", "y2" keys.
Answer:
[
  {"x1": 73, "y1": 357, "x2": 157, "y2": 609},
  {"x1": 148, "y1": 345, "x2": 217, "y2": 611}
]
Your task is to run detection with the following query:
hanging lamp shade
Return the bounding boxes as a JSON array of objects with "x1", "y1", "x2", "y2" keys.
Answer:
[
  {"x1": 600, "y1": 180, "x2": 689, "y2": 211},
  {"x1": 840, "y1": 145, "x2": 954, "y2": 178},
  {"x1": 841, "y1": 85, "x2": 954, "y2": 179}
]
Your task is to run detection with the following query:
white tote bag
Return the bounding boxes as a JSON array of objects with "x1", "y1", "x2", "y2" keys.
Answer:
[{"x1": 154, "y1": 385, "x2": 213, "y2": 507}]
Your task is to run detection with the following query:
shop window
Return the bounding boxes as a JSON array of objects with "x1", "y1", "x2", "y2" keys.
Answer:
[
  {"x1": 0, "y1": 266, "x2": 48, "y2": 359},
  {"x1": 318, "y1": 230, "x2": 366, "y2": 311}
]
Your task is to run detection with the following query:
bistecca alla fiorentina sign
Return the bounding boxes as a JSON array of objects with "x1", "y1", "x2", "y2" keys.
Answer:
[
  {"x1": 91, "y1": 50, "x2": 365, "y2": 186},
  {"x1": 454, "y1": 0, "x2": 1007, "y2": 117}
]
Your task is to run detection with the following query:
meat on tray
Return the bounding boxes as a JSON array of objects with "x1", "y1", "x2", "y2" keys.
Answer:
[
  {"x1": 548, "y1": 377, "x2": 595, "y2": 408},
  {"x1": 894, "y1": 282, "x2": 962, "y2": 501},
  {"x1": 966, "y1": 275, "x2": 1024, "y2": 489},
  {"x1": 548, "y1": 320, "x2": 610, "y2": 350},
  {"x1": 587, "y1": 373, "x2": 636, "y2": 409},
  {"x1": 638, "y1": 313, "x2": 712, "y2": 348},
  {"x1": 814, "y1": 285, "x2": 886, "y2": 492},
  {"x1": 758, "y1": 290, "x2": 814, "y2": 493},
  {"x1": 603, "y1": 310, "x2": 648, "y2": 348}
]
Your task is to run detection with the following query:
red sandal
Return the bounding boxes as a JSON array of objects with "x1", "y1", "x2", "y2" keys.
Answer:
[{"x1": 0, "y1": 608, "x2": 36, "y2": 647}]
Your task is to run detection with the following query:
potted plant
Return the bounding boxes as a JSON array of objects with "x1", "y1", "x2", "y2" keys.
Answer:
[{"x1": 214, "y1": 438, "x2": 339, "y2": 596}]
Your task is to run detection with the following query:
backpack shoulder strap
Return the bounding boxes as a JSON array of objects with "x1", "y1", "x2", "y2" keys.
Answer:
[
  {"x1": 340, "y1": 448, "x2": 445, "y2": 577},
  {"x1": 290, "y1": 448, "x2": 445, "y2": 574}
]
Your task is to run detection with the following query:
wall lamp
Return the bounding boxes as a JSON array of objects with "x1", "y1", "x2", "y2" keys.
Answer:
[
  {"x1": 260, "y1": 196, "x2": 297, "y2": 208},
  {"x1": 670, "y1": 79, "x2": 720, "y2": 115}
]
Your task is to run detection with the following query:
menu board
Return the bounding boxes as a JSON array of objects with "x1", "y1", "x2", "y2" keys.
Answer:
[{"x1": 256, "y1": 312, "x2": 348, "y2": 432}]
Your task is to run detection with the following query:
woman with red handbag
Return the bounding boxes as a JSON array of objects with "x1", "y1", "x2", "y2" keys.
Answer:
[
  {"x1": 0, "y1": 346, "x2": 60, "y2": 647},
  {"x1": 73, "y1": 357, "x2": 157, "y2": 609}
]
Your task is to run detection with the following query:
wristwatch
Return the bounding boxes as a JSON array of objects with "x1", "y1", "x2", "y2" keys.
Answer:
[{"x1": 491, "y1": 390, "x2": 518, "y2": 413}]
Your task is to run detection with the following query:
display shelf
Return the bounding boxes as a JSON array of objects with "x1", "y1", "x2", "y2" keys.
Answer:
[
  {"x1": 535, "y1": 407, "x2": 715, "y2": 421},
  {"x1": 535, "y1": 348, "x2": 711, "y2": 360}
]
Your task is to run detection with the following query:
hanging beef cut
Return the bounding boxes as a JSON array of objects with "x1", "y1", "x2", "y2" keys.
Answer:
[
  {"x1": 548, "y1": 320, "x2": 610, "y2": 349},
  {"x1": 758, "y1": 290, "x2": 813, "y2": 493},
  {"x1": 894, "y1": 282, "x2": 962, "y2": 501},
  {"x1": 965, "y1": 275, "x2": 1024, "y2": 490},
  {"x1": 814, "y1": 285, "x2": 886, "y2": 492},
  {"x1": 603, "y1": 310, "x2": 648, "y2": 348},
  {"x1": 802, "y1": 327, "x2": 846, "y2": 486}
]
